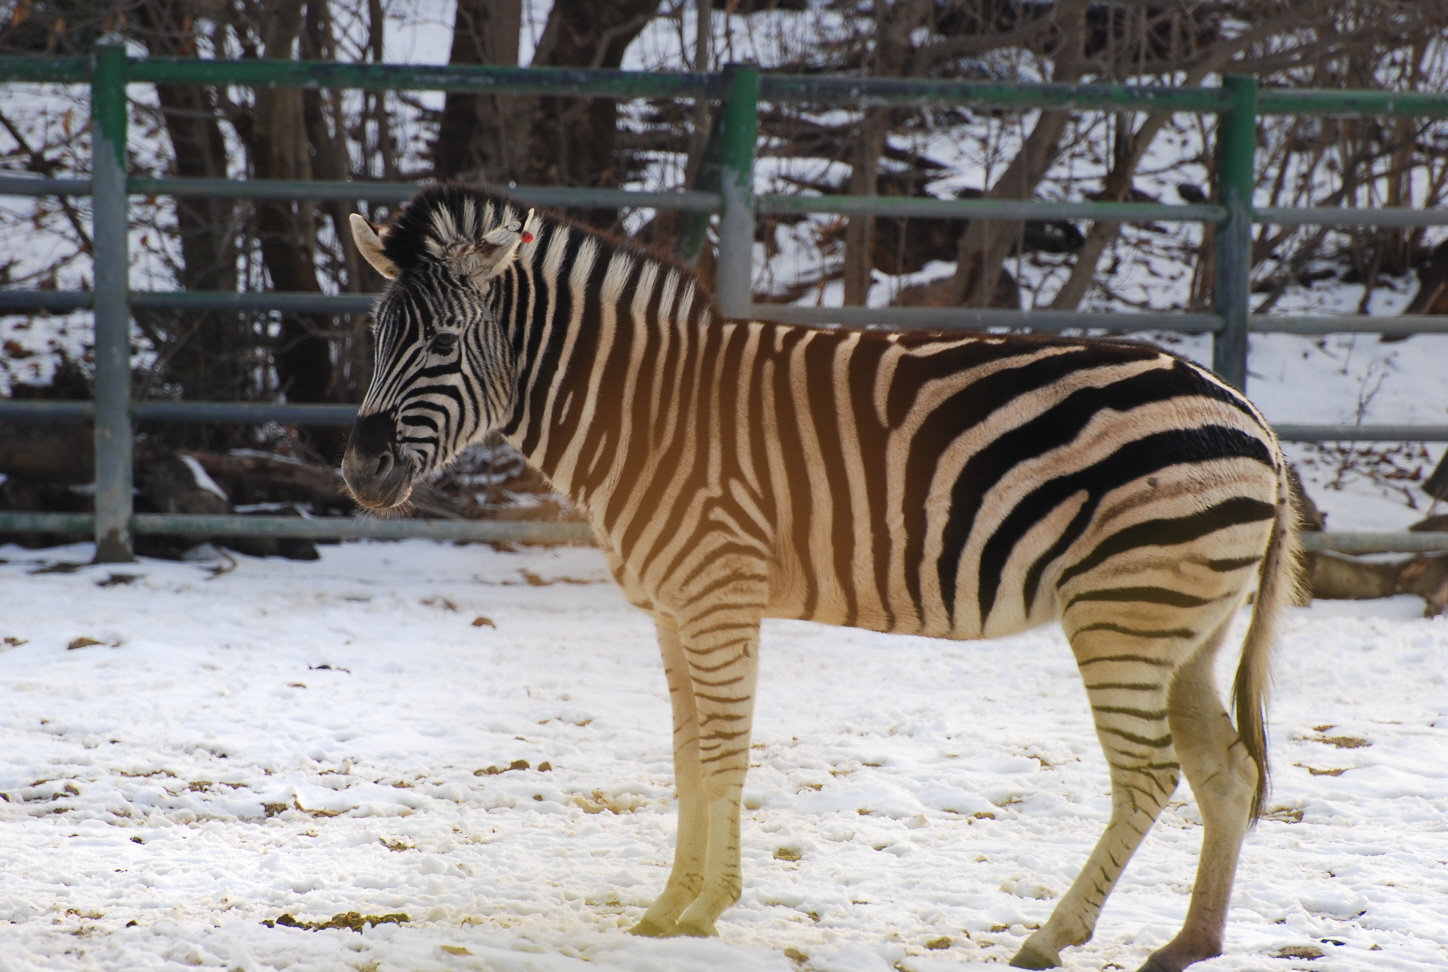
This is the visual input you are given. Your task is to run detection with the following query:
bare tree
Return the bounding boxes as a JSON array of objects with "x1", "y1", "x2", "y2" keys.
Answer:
[
  {"x1": 433, "y1": 0, "x2": 523, "y2": 184},
  {"x1": 522, "y1": 0, "x2": 664, "y2": 227}
]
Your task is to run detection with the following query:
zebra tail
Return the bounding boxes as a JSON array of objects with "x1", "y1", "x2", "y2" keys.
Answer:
[{"x1": 1233, "y1": 459, "x2": 1304, "y2": 824}]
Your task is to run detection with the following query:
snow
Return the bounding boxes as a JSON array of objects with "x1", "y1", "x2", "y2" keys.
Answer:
[{"x1": 3, "y1": 540, "x2": 1446, "y2": 972}]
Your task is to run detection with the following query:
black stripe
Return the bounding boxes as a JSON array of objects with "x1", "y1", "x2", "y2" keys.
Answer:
[
  {"x1": 769, "y1": 329, "x2": 818, "y2": 618},
  {"x1": 1067, "y1": 586, "x2": 1217, "y2": 609},
  {"x1": 904, "y1": 347, "x2": 1103, "y2": 620},
  {"x1": 602, "y1": 267, "x2": 668, "y2": 533},
  {"x1": 849, "y1": 335, "x2": 895, "y2": 629},
  {"x1": 1077, "y1": 653, "x2": 1175, "y2": 666},
  {"x1": 573, "y1": 258, "x2": 647, "y2": 498},
  {"x1": 1074, "y1": 622, "x2": 1196, "y2": 640},
  {"x1": 975, "y1": 426, "x2": 1274, "y2": 625},
  {"x1": 960, "y1": 361, "x2": 1266, "y2": 623},
  {"x1": 622, "y1": 310, "x2": 718, "y2": 565},
  {"x1": 743, "y1": 325, "x2": 779, "y2": 537},
  {"x1": 1092, "y1": 705, "x2": 1168, "y2": 720},
  {"x1": 540, "y1": 245, "x2": 611, "y2": 473},
  {"x1": 1054, "y1": 496, "x2": 1275, "y2": 591},
  {"x1": 1098, "y1": 726, "x2": 1173, "y2": 749},
  {"x1": 802, "y1": 332, "x2": 856, "y2": 622},
  {"x1": 1205, "y1": 555, "x2": 1262, "y2": 572},
  {"x1": 520, "y1": 227, "x2": 586, "y2": 456}
]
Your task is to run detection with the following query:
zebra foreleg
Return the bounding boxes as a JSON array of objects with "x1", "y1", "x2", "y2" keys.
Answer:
[
  {"x1": 631, "y1": 617, "x2": 708, "y2": 937},
  {"x1": 1137, "y1": 624, "x2": 1256, "y2": 972},
  {"x1": 1012, "y1": 648, "x2": 1181, "y2": 968},
  {"x1": 667, "y1": 580, "x2": 765, "y2": 937}
]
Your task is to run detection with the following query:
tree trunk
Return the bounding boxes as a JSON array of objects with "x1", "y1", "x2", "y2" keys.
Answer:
[
  {"x1": 130, "y1": 0, "x2": 246, "y2": 416},
  {"x1": 523, "y1": 0, "x2": 664, "y2": 227},
  {"x1": 1049, "y1": 112, "x2": 1175, "y2": 310},
  {"x1": 248, "y1": 0, "x2": 333, "y2": 405},
  {"x1": 842, "y1": 112, "x2": 887, "y2": 305},
  {"x1": 947, "y1": 0, "x2": 1088, "y2": 307},
  {"x1": 434, "y1": 0, "x2": 523, "y2": 183},
  {"x1": 842, "y1": 0, "x2": 934, "y2": 306}
]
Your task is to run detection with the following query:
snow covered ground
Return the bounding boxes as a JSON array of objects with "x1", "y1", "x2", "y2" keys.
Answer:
[{"x1": 2, "y1": 540, "x2": 1446, "y2": 972}]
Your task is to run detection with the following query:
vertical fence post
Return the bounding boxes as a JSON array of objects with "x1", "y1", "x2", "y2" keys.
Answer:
[
  {"x1": 715, "y1": 63, "x2": 759, "y2": 319},
  {"x1": 91, "y1": 44, "x2": 133, "y2": 562},
  {"x1": 1212, "y1": 73, "x2": 1256, "y2": 390}
]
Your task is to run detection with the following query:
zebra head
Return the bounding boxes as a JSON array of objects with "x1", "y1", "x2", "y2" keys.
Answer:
[{"x1": 342, "y1": 189, "x2": 539, "y2": 509}]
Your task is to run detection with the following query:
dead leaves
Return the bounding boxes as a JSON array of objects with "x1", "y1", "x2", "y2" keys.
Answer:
[
  {"x1": 474, "y1": 759, "x2": 533, "y2": 776},
  {"x1": 263, "y1": 911, "x2": 409, "y2": 932}
]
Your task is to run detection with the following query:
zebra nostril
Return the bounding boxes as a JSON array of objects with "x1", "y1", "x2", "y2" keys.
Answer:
[{"x1": 374, "y1": 451, "x2": 394, "y2": 479}]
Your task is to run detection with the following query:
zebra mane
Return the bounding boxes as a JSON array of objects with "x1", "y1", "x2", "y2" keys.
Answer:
[
  {"x1": 377, "y1": 184, "x2": 531, "y2": 273},
  {"x1": 379, "y1": 184, "x2": 707, "y2": 304}
]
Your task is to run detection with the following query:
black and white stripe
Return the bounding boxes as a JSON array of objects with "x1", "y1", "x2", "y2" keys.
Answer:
[{"x1": 346, "y1": 185, "x2": 1299, "y2": 972}]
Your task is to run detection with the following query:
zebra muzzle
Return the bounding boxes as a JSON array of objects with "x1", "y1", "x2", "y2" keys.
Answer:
[{"x1": 342, "y1": 411, "x2": 414, "y2": 509}]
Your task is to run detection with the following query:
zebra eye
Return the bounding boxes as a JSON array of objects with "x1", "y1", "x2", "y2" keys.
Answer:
[{"x1": 429, "y1": 331, "x2": 459, "y2": 355}]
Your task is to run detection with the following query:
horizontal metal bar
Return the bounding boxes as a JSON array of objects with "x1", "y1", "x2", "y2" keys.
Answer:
[
  {"x1": 0, "y1": 292, "x2": 375, "y2": 314},
  {"x1": 510, "y1": 186, "x2": 720, "y2": 212},
  {"x1": 759, "y1": 194, "x2": 1224, "y2": 223},
  {"x1": 3, "y1": 58, "x2": 1445, "y2": 119},
  {"x1": 0, "y1": 176, "x2": 93, "y2": 197},
  {"x1": 1255, "y1": 206, "x2": 1448, "y2": 227},
  {"x1": 13, "y1": 176, "x2": 1448, "y2": 232},
  {"x1": 1300, "y1": 532, "x2": 1448, "y2": 554},
  {"x1": 130, "y1": 514, "x2": 593, "y2": 543},
  {"x1": 128, "y1": 178, "x2": 721, "y2": 211},
  {"x1": 0, "y1": 291, "x2": 92, "y2": 312},
  {"x1": 131, "y1": 291, "x2": 375, "y2": 313},
  {"x1": 758, "y1": 76, "x2": 1233, "y2": 112},
  {"x1": 1274, "y1": 425, "x2": 1448, "y2": 442},
  {"x1": 0, "y1": 401, "x2": 93, "y2": 419},
  {"x1": 136, "y1": 402, "x2": 358, "y2": 424},
  {"x1": 1248, "y1": 315, "x2": 1448, "y2": 335},
  {"x1": 125, "y1": 59, "x2": 727, "y2": 100},
  {"x1": 751, "y1": 304, "x2": 1225, "y2": 332},
  {"x1": 0, "y1": 512, "x2": 94, "y2": 533},
  {"x1": 1258, "y1": 89, "x2": 1448, "y2": 118},
  {"x1": 0, "y1": 401, "x2": 358, "y2": 425},
  {"x1": 6, "y1": 510, "x2": 1438, "y2": 555},
  {"x1": 0, "y1": 511, "x2": 594, "y2": 543},
  {"x1": 9, "y1": 402, "x2": 1446, "y2": 443},
  {"x1": 0, "y1": 56, "x2": 89, "y2": 84},
  {"x1": 9, "y1": 291, "x2": 1447, "y2": 339},
  {"x1": 129, "y1": 177, "x2": 413, "y2": 203}
]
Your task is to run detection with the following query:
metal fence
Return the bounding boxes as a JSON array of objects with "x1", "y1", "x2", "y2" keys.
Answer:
[{"x1": 2, "y1": 49, "x2": 1448, "y2": 559}]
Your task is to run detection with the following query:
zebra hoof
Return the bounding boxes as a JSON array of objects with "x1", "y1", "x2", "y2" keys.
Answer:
[
  {"x1": 672, "y1": 914, "x2": 718, "y2": 938},
  {"x1": 1135, "y1": 935, "x2": 1220, "y2": 971},
  {"x1": 1008, "y1": 944, "x2": 1061, "y2": 969},
  {"x1": 628, "y1": 916, "x2": 679, "y2": 938},
  {"x1": 1134, "y1": 959, "x2": 1175, "y2": 972},
  {"x1": 1134, "y1": 950, "x2": 1197, "y2": 972}
]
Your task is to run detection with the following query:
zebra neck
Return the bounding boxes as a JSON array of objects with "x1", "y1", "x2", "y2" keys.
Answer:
[{"x1": 500, "y1": 226, "x2": 707, "y2": 507}]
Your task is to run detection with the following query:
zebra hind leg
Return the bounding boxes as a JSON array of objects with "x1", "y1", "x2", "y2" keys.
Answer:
[
  {"x1": 631, "y1": 617, "x2": 708, "y2": 937},
  {"x1": 1010, "y1": 627, "x2": 1188, "y2": 969},
  {"x1": 1136, "y1": 621, "x2": 1257, "y2": 972}
]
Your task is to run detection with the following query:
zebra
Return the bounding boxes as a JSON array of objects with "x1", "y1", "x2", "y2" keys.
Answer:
[{"x1": 341, "y1": 184, "x2": 1299, "y2": 972}]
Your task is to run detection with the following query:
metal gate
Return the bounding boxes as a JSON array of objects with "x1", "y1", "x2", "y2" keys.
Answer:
[{"x1": 2, "y1": 49, "x2": 1447, "y2": 559}]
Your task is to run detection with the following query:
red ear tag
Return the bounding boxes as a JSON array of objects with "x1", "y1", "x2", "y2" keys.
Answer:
[{"x1": 520, "y1": 231, "x2": 534, "y2": 243}]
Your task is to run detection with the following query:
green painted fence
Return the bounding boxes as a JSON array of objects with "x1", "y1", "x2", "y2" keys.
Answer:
[{"x1": 2, "y1": 51, "x2": 1447, "y2": 559}]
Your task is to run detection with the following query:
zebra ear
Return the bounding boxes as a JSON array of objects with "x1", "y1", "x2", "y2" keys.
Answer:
[
  {"x1": 457, "y1": 209, "x2": 535, "y2": 285},
  {"x1": 350, "y1": 214, "x2": 400, "y2": 280}
]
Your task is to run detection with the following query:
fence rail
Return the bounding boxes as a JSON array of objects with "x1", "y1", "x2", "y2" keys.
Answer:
[
  {"x1": 2, "y1": 52, "x2": 1448, "y2": 560},
  {"x1": 0, "y1": 511, "x2": 1440, "y2": 556}
]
